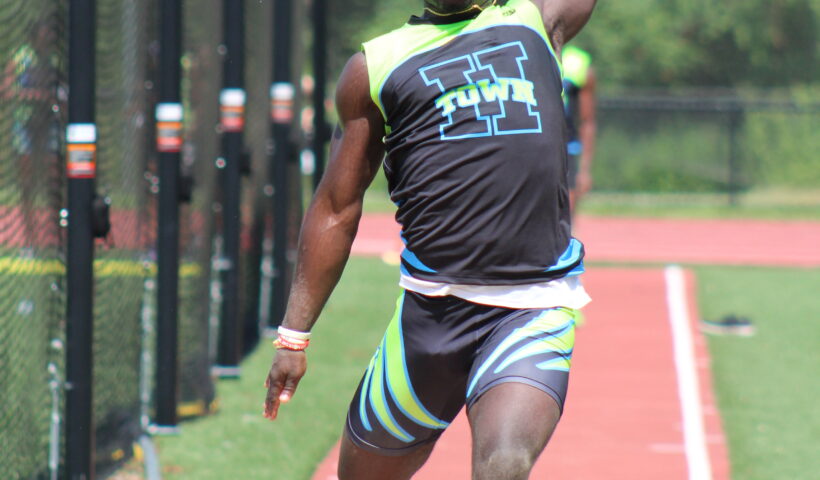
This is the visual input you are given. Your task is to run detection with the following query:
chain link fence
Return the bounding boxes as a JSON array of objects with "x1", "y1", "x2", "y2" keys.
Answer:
[
  {"x1": 0, "y1": 0, "x2": 246, "y2": 476},
  {"x1": 594, "y1": 90, "x2": 820, "y2": 204},
  {"x1": 0, "y1": 0, "x2": 67, "y2": 477}
]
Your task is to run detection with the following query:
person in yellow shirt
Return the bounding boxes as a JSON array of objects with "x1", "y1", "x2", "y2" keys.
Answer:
[{"x1": 562, "y1": 44, "x2": 596, "y2": 216}]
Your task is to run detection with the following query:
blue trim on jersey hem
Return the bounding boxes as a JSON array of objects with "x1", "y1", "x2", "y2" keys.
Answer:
[
  {"x1": 401, "y1": 248, "x2": 437, "y2": 273},
  {"x1": 544, "y1": 238, "x2": 583, "y2": 272}
]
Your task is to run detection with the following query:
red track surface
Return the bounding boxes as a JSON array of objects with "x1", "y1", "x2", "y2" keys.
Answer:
[
  {"x1": 310, "y1": 213, "x2": 819, "y2": 479},
  {"x1": 311, "y1": 268, "x2": 729, "y2": 480},
  {"x1": 350, "y1": 213, "x2": 820, "y2": 267}
]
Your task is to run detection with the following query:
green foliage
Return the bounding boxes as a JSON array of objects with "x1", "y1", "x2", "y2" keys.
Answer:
[
  {"x1": 593, "y1": 110, "x2": 732, "y2": 192},
  {"x1": 323, "y1": 2, "x2": 819, "y2": 193},
  {"x1": 326, "y1": 0, "x2": 416, "y2": 78},
  {"x1": 327, "y1": 0, "x2": 819, "y2": 88},
  {"x1": 742, "y1": 87, "x2": 820, "y2": 188},
  {"x1": 577, "y1": 0, "x2": 819, "y2": 88}
]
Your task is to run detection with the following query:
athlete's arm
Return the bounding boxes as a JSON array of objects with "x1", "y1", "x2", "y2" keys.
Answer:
[
  {"x1": 264, "y1": 52, "x2": 386, "y2": 420},
  {"x1": 532, "y1": 0, "x2": 597, "y2": 52},
  {"x1": 576, "y1": 67, "x2": 596, "y2": 195}
]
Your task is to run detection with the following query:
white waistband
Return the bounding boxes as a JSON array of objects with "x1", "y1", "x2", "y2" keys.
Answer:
[{"x1": 399, "y1": 273, "x2": 591, "y2": 310}]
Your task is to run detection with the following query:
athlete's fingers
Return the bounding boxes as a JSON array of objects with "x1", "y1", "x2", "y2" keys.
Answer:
[
  {"x1": 278, "y1": 376, "x2": 302, "y2": 404},
  {"x1": 264, "y1": 376, "x2": 283, "y2": 420}
]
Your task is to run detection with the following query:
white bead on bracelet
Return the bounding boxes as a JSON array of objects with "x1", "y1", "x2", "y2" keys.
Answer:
[{"x1": 277, "y1": 326, "x2": 311, "y2": 341}]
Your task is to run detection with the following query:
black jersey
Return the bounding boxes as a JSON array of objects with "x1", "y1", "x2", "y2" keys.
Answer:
[{"x1": 363, "y1": 0, "x2": 584, "y2": 285}]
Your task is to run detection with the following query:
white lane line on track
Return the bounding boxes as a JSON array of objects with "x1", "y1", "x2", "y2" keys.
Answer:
[{"x1": 665, "y1": 264, "x2": 712, "y2": 480}]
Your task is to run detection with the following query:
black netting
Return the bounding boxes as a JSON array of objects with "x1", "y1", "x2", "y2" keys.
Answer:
[
  {"x1": 241, "y1": 0, "x2": 274, "y2": 351},
  {"x1": 91, "y1": 0, "x2": 154, "y2": 471},
  {"x1": 0, "y1": 0, "x2": 66, "y2": 478},
  {"x1": 176, "y1": 0, "x2": 220, "y2": 413},
  {"x1": 1, "y1": 0, "x2": 220, "y2": 476},
  {"x1": 594, "y1": 92, "x2": 820, "y2": 196}
]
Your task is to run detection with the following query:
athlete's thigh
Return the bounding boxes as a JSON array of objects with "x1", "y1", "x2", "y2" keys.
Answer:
[
  {"x1": 338, "y1": 430, "x2": 435, "y2": 480},
  {"x1": 467, "y1": 382, "x2": 561, "y2": 480},
  {"x1": 465, "y1": 307, "x2": 577, "y2": 477},
  {"x1": 344, "y1": 290, "x2": 495, "y2": 457}
]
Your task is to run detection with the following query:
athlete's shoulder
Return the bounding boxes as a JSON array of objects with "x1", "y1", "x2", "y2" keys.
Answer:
[{"x1": 526, "y1": 0, "x2": 597, "y2": 47}]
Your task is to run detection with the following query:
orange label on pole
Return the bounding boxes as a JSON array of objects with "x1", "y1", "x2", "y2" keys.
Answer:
[
  {"x1": 220, "y1": 88, "x2": 246, "y2": 132},
  {"x1": 155, "y1": 103, "x2": 184, "y2": 153},
  {"x1": 67, "y1": 144, "x2": 97, "y2": 178},
  {"x1": 157, "y1": 121, "x2": 183, "y2": 152},
  {"x1": 270, "y1": 83, "x2": 295, "y2": 124},
  {"x1": 66, "y1": 123, "x2": 97, "y2": 178},
  {"x1": 220, "y1": 105, "x2": 245, "y2": 132}
]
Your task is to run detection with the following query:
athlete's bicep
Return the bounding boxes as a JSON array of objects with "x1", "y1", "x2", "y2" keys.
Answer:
[
  {"x1": 317, "y1": 52, "x2": 385, "y2": 213},
  {"x1": 533, "y1": 0, "x2": 597, "y2": 50}
]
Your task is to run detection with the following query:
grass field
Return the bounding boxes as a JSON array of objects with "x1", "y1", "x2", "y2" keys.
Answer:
[
  {"x1": 362, "y1": 167, "x2": 820, "y2": 221},
  {"x1": 694, "y1": 266, "x2": 820, "y2": 480},
  {"x1": 152, "y1": 257, "x2": 399, "y2": 480},
  {"x1": 143, "y1": 257, "x2": 820, "y2": 480}
]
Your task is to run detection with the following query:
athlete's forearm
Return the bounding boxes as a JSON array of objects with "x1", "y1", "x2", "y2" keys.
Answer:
[
  {"x1": 578, "y1": 74, "x2": 596, "y2": 173},
  {"x1": 277, "y1": 52, "x2": 384, "y2": 334},
  {"x1": 578, "y1": 121, "x2": 596, "y2": 173},
  {"x1": 279, "y1": 195, "x2": 362, "y2": 333}
]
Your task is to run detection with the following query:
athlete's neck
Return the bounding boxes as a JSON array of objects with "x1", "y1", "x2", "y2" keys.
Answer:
[{"x1": 423, "y1": 0, "x2": 494, "y2": 17}]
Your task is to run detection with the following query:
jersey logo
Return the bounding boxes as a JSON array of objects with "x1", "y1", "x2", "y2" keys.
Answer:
[{"x1": 419, "y1": 41, "x2": 541, "y2": 140}]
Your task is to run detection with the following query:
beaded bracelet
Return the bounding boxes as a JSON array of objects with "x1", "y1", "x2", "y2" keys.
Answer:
[{"x1": 273, "y1": 326, "x2": 311, "y2": 351}]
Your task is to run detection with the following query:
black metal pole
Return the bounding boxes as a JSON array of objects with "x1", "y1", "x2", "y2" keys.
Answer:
[
  {"x1": 269, "y1": 0, "x2": 294, "y2": 328},
  {"x1": 311, "y1": 0, "x2": 328, "y2": 190},
  {"x1": 215, "y1": 0, "x2": 245, "y2": 377},
  {"x1": 153, "y1": 0, "x2": 183, "y2": 432},
  {"x1": 727, "y1": 109, "x2": 742, "y2": 206},
  {"x1": 66, "y1": 0, "x2": 96, "y2": 476}
]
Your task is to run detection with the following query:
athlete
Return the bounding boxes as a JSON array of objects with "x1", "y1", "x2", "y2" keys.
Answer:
[
  {"x1": 562, "y1": 44, "x2": 597, "y2": 215},
  {"x1": 263, "y1": 1, "x2": 596, "y2": 479}
]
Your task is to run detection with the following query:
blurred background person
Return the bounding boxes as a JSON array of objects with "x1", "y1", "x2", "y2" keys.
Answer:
[
  {"x1": 1, "y1": 19, "x2": 59, "y2": 251},
  {"x1": 562, "y1": 44, "x2": 596, "y2": 217}
]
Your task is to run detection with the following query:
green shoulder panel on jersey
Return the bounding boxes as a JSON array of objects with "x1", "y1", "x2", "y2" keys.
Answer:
[{"x1": 361, "y1": 0, "x2": 560, "y2": 127}]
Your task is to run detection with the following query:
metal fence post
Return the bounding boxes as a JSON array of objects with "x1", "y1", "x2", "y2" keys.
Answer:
[
  {"x1": 153, "y1": 0, "x2": 183, "y2": 433},
  {"x1": 312, "y1": 0, "x2": 328, "y2": 190},
  {"x1": 214, "y1": 0, "x2": 245, "y2": 377},
  {"x1": 66, "y1": 0, "x2": 96, "y2": 477},
  {"x1": 727, "y1": 108, "x2": 743, "y2": 206},
  {"x1": 268, "y1": 0, "x2": 295, "y2": 328}
]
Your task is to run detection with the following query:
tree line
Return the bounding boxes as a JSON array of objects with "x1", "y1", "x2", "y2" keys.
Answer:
[{"x1": 325, "y1": 0, "x2": 819, "y2": 90}]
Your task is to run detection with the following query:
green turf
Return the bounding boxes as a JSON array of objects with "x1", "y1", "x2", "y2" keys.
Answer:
[
  {"x1": 360, "y1": 166, "x2": 820, "y2": 220},
  {"x1": 580, "y1": 189, "x2": 820, "y2": 220},
  {"x1": 693, "y1": 266, "x2": 820, "y2": 480},
  {"x1": 153, "y1": 256, "x2": 400, "y2": 480}
]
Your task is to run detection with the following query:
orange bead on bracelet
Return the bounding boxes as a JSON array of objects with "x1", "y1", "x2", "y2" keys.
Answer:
[{"x1": 273, "y1": 336, "x2": 310, "y2": 351}]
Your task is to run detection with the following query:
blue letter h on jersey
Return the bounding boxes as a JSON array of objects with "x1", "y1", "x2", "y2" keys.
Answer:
[{"x1": 420, "y1": 41, "x2": 542, "y2": 141}]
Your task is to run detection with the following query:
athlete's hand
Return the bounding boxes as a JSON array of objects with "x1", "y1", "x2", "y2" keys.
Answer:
[{"x1": 263, "y1": 349, "x2": 307, "y2": 420}]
